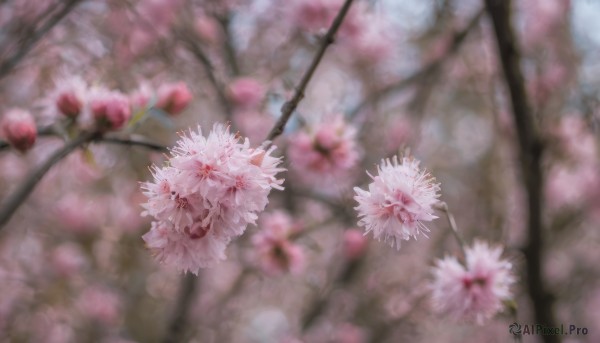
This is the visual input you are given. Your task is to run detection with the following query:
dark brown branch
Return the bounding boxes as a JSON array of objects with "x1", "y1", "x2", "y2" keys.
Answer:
[
  {"x1": 484, "y1": 1, "x2": 557, "y2": 342},
  {"x1": 349, "y1": 7, "x2": 484, "y2": 118},
  {"x1": 0, "y1": 0, "x2": 82, "y2": 81},
  {"x1": 161, "y1": 273, "x2": 198, "y2": 343},
  {"x1": 97, "y1": 137, "x2": 168, "y2": 152},
  {"x1": 2, "y1": 133, "x2": 168, "y2": 153},
  {"x1": 215, "y1": 14, "x2": 241, "y2": 76},
  {"x1": 264, "y1": 0, "x2": 356, "y2": 143},
  {"x1": 0, "y1": 131, "x2": 97, "y2": 231}
]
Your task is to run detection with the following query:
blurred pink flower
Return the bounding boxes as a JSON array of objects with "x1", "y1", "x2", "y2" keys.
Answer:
[
  {"x1": 77, "y1": 286, "x2": 122, "y2": 326},
  {"x1": 335, "y1": 323, "x2": 367, "y2": 343},
  {"x1": 252, "y1": 211, "x2": 305, "y2": 276},
  {"x1": 430, "y1": 241, "x2": 514, "y2": 324},
  {"x1": 1, "y1": 108, "x2": 37, "y2": 152},
  {"x1": 141, "y1": 124, "x2": 284, "y2": 273},
  {"x1": 90, "y1": 90, "x2": 132, "y2": 131},
  {"x1": 228, "y1": 77, "x2": 265, "y2": 109},
  {"x1": 354, "y1": 155, "x2": 440, "y2": 249},
  {"x1": 51, "y1": 243, "x2": 87, "y2": 277},
  {"x1": 291, "y1": 0, "x2": 340, "y2": 32},
  {"x1": 195, "y1": 15, "x2": 221, "y2": 44},
  {"x1": 344, "y1": 18, "x2": 393, "y2": 64},
  {"x1": 288, "y1": 114, "x2": 360, "y2": 188},
  {"x1": 343, "y1": 229, "x2": 368, "y2": 260},
  {"x1": 54, "y1": 193, "x2": 107, "y2": 234},
  {"x1": 156, "y1": 82, "x2": 193, "y2": 116}
]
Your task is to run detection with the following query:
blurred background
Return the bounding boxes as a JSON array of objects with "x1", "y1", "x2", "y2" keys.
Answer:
[{"x1": 0, "y1": 0, "x2": 598, "y2": 342}]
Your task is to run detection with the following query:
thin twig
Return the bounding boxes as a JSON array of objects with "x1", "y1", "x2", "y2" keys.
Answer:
[
  {"x1": 161, "y1": 273, "x2": 198, "y2": 343},
  {"x1": 484, "y1": 1, "x2": 557, "y2": 342},
  {"x1": 0, "y1": 131, "x2": 97, "y2": 231},
  {"x1": 1, "y1": 134, "x2": 169, "y2": 153},
  {"x1": 215, "y1": 14, "x2": 241, "y2": 76},
  {"x1": 434, "y1": 202, "x2": 466, "y2": 256},
  {"x1": 0, "y1": 0, "x2": 83, "y2": 80},
  {"x1": 264, "y1": 0, "x2": 356, "y2": 144},
  {"x1": 98, "y1": 137, "x2": 168, "y2": 152}
]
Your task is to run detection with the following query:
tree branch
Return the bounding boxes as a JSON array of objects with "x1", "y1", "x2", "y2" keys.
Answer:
[
  {"x1": 264, "y1": 0, "x2": 356, "y2": 144},
  {"x1": 434, "y1": 202, "x2": 466, "y2": 256},
  {"x1": 484, "y1": 1, "x2": 557, "y2": 341},
  {"x1": 161, "y1": 273, "x2": 198, "y2": 343},
  {"x1": 215, "y1": 13, "x2": 241, "y2": 77},
  {"x1": 349, "y1": 7, "x2": 484, "y2": 118},
  {"x1": 97, "y1": 137, "x2": 168, "y2": 152},
  {"x1": 0, "y1": 0, "x2": 83, "y2": 80},
  {"x1": 178, "y1": 30, "x2": 234, "y2": 120},
  {"x1": 0, "y1": 131, "x2": 97, "y2": 231}
]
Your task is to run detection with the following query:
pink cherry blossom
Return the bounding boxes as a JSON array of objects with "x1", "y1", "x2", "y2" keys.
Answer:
[
  {"x1": 142, "y1": 221, "x2": 228, "y2": 274},
  {"x1": 354, "y1": 155, "x2": 440, "y2": 249},
  {"x1": 141, "y1": 124, "x2": 284, "y2": 273},
  {"x1": 288, "y1": 114, "x2": 360, "y2": 188},
  {"x1": 252, "y1": 211, "x2": 305, "y2": 276},
  {"x1": 430, "y1": 241, "x2": 514, "y2": 324},
  {"x1": 1, "y1": 108, "x2": 37, "y2": 152}
]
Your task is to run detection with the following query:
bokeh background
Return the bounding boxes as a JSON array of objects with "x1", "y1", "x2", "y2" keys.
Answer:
[{"x1": 0, "y1": 0, "x2": 599, "y2": 342}]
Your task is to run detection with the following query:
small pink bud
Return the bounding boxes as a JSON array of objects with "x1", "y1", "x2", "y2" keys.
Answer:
[
  {"x1": 156, "y1": 82, "x2": 193, "y2": 115},
  {"x1": 56, "y1": 91, "x2": 83, "y2": 118},
  {"x1": 228, "y1": 78, "x2": 265, "y2": 109},
  {"x1": 1, "y1": 108, "x2": 37, "y2": 151},
  {"x1": 91, "y1": 93, "x2": 131, "y2": 131},
  {"x1": 195, "y1": 15, "x2": 221, "y2": 44},
  {"x1": 343, "y1": 229, "x2": 368, "y2": 260}
]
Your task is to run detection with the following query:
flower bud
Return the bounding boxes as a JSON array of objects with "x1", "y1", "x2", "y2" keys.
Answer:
[
  {"x1": 90, "y1": 92, "x2": 131, "y2": 131},
  {"x1": 1, "y1": 108, "x2": 37, "y2": 151},
  {"x1": 56, "y1": 91, "x2": 83, "y2": 118},
  {"x1": 156, "y1": 82, "x2": 192, "y2": 115}
]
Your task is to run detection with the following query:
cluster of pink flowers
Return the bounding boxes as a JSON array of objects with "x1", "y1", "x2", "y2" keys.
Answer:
[
  {"x1": 141, "y1": 124, "x2": 284, "y2": 274},
  {"x1": 1, "y1": 108, "x2": 37, "y2": 152},
  {"x1": 354, "y1": 155, "x2": 440, "y2": 249},
  {"x1": 252, "y1": 211, "x2": 305, "y2": 276},
  {"x1": 430, "y1": 241, "x2": 514, "y2": 324},
  {"x1": 288, "y1": 114, "x2": 360, "y2": 188}
]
